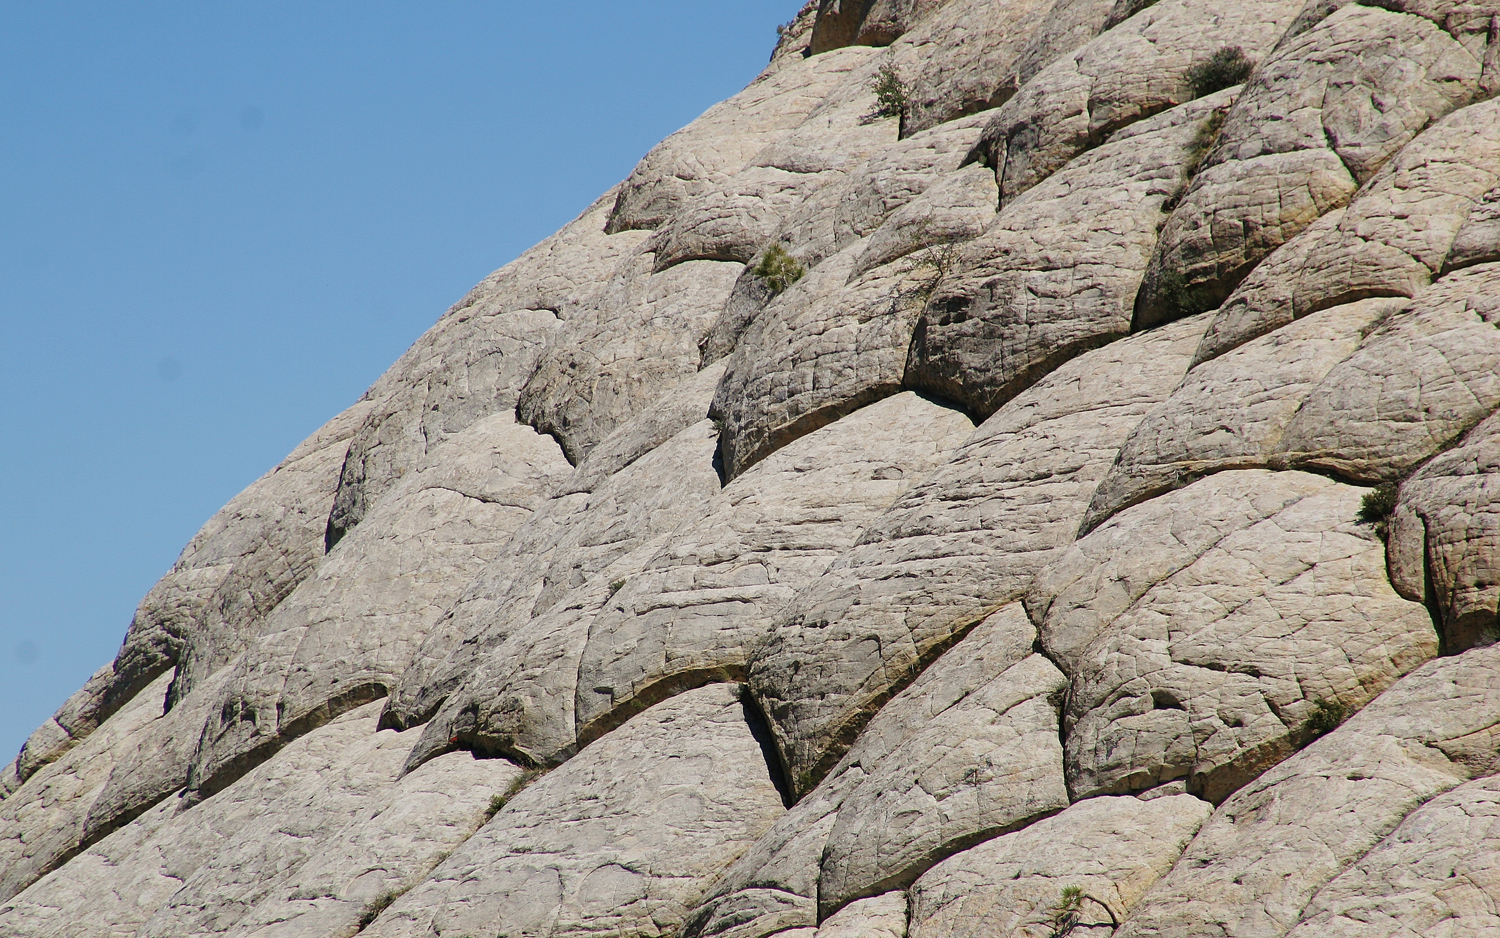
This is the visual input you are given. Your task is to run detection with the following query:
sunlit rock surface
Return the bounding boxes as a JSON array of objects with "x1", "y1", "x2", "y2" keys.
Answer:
[{"x1": 7, "y1": 3, "x2": 1500, "y2": 936}]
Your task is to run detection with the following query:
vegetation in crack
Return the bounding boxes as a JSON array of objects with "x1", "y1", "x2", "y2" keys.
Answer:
[
  {"x1": 752, "y1": 244, "x2": 806, "y2": 297},
  {"x1": 1187, "y1": 46, "x2": 1253, "y2": 98},
  {"x1": 866, "y1": 63, "x2": 909, "y2": 125}
]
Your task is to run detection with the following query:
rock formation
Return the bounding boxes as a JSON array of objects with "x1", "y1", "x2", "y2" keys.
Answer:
[{"x1": 6, "y1": 1, "x2": 1500, "y2": 935}]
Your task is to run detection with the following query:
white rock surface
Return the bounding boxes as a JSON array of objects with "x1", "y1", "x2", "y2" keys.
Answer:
[
  {"x1": 1117, "y1": 644, "x2": 1500, "y2": 938},
  {"x1": 11, "y1": 7, "x2": 1500, "y2": 937},
  {"x1": 1135, "y1": 3, "x2": 1482, "y2": 326},
  {"x1": 906, "y1": 90, "x2": 1235, "y2": 419},
  {"x1": 358, "y1": 685, "x2": 786, "y2": 938},
  {"x1": 750, "y1": 315, "x2": 1208, "y2": 794},
  {"x1": 908, "y1": 794, "x2": 1212, "y2": 938},
  {"x1": 1045, "y1": 470, "x2": 1437, "y2": 802},
  {"x1": 1198, "y1": 95, "x2": 1500, "y2": 363}
]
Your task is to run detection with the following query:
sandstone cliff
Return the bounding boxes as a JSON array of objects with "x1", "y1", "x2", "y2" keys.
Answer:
[{"x1": 5, "y1": 1, "x2": 1500, "y2": 936}]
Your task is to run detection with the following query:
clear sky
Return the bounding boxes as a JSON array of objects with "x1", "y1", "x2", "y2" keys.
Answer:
[{"x1": 0, "y1": 1, "x2": 799, "y2": 762}]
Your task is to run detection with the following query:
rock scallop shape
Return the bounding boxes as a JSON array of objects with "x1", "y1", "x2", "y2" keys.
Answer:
[
  {"x1": 1043, "y1": 470, "x2": 1437, "y2": 803},
  {"x1": 1197, "y1": 94, "x2": 1500, "y2": 363},
  {"x1": 972, "y1": 0, "x2": 1304, "y2": 207},
  {"x1": 1135, "y1": 3, "x2": 1482, "y2": 327},
  {"x1": 750, "y1": 314, "x2": 1209, "y2": 796},
  {"x1": 1389, "y1": 405, "x2": 1500, "y2": 653},
  {"x1": 686, "y1": 604, "x2": 1052, "y2": 937},
  {"x1": 906, "y1": 90, "x2": 1235, "y2": 421},
  {"x1": 410, "y1": 393, "x2": 970, "y2": 771},
  {"x1": 1090, "y1": 263, "x2": 1500, "y2": 529},
  {"x1": 1284, "y1": 771, "x2": 1500, "y2": 938},
  {"x1": 358, "y1": 685, "x2": 786, "y2": 938},
  {"x1": 187, "y1": 416, "x2": 570, "y2": 799},
  {"x1": 327, "y1": 188, "x2": 642, "y2": 544},
  {"x1": 1116, "y1": 644, "x2": 1500, "y2": 938},
  {"x1": 908, "y1": 794, "x2": 1213, "y2": 938}
]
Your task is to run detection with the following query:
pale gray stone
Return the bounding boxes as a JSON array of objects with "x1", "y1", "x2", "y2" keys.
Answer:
[
  {"x1": 1285, "y1": 772, "x2": 1500, "y2": 938},
  {"x1": 1389, "y1": 404, "x2": 1500, "y2": 653},
  {"x1": 749, "y1": 314, "x2": 1209, "y2": 796},
  {"x1": 575, "y1": 392, "x2": 972, "y2": 744},
  {"x1": 1085, "y1": 299, "x2": 1401, "y2": 529},
  {"x1": 1446, "y1": 183, "x2": 1500, "y2": 271},
  {"x1": 0, "y1": 672, "x2": 174, "y2": 904},
  {"x1": 0, "y1": 703, "x2": 520, "y2": 938},
  {"x1": 411, "y1": 393, "x2": 970, "y2": 770},
  {"x1": 1092, "y1": 266, "x2": 1500, "y2": 529},
  {"x1": 879, "y1": 0, "x2": 1056, "y2": 136},
  {"x1": 1117, "y1": 644, "x2": 1500, "y2": 938},
  {"x1": 685, "y1": 605, "x2": 1040, "y2": 938},
  {"x1": 608, "y1": 48, "x2": 879, "y2": 233},
  {"x1": 1047, "y1": 470, "x2": 1437, "y2": 803},
  {"x1": 380, "y1": 417, "x2": 723, "y2": 739},
  {"x1": 817, "y1": 651, "x2": 1067, "y2": 915},
  {"x1": 327, "y1": 189, "x2": 641, "y2": 543},
  {"x1": 358, "y1": 685, "x2": 786, "y2": 938},
  {"x1": 906, "y1": 90, "x2": 1236, "y2": 420},
  {"x1": 186, "y1": 417, "x2": 570, "y2": 799},
  {"x1": 1136, "y1": 4, "x2": 1481, "y2": 328},
  {"x1": 32, "y1": 396, "x2": 373, "y2": 787},
  {"x1": 973, "y1": 0, "x2": 1304, "y2": 208},
  {"x1": 516, "y1": 247, "x2": 741, "y2": 464},
  {"x1": 1197, "y1": 95, "x2": 1500, "y2": 364},
  {"x1": 908, "y1": 795, "x2": 1212, "y2": 938}
]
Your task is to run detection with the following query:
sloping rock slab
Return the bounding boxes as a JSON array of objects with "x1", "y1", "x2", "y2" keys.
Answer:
[
  {"x1": 906, "y1": 90, "x2": 1234, "y2": 420},
  {"x1": 1116, "y1": 644, "x2": 1500, "y2": 938},
  {"x1": 359, "y1": 685, "x2": 786, "y2": 938},
  {"x1": 1135, "y1": 3, "x2": 1481, "y2": 326},
  {"x1": 576, "y1": 392, "x2": 972, "y2": 743},
  {"x1": 1285, "y1": 771, "x2": 1500, "y2": 938},
  {"x1": 749, "y1": 314, "x2": 1208, "y2": 795},
  {"x1": 1197, "y1": 95, "x2": 1500, "y2": 363},
  {"x1": 1389, "y1": 405, "x2": 1500, "y2": 653},
  {"x1": 327, "y1": 188, "x2": 639, "y2": 543},
  {"x1": 972, "y1": 0, "x2": 1303, "y2": 207},
  {"x1": 686, "y1": 605, "x2": 1053, "y2": 937},
  {"x1": 411, "y1": 393, "x2": 970, "y2": 770},
  {"x1": 1041, "y1": 470, "x2": 1436, "y2": 803},
  {"x1": 1090, "y1": 264, "x2": 1500, "y2": 528},
  {"x1": 381, "y1": 415, "x2": 724, "y2": 736},
  {"x1": 908, "y1": 794, "x2": 1212, "y2": 938},
  {"x1": 187, "y1": 417, "x2": 569, "y2": 799}
]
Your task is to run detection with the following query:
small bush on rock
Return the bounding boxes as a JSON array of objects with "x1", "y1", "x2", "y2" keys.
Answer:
[
  {"x1": 753, "y1": 244, "x2": 806, "y2": 296},
  {"x1": 1187, "y1": 46, "x2": 1253, "y2": 97},
  {"x1": 1306, "y1": 698, "x2": 1350, "y2": 737},
  {"x1": 1357, "y1": 482, "x2": 1400, "y2": 527},
  {"x1": 868, "y1": 64, "x2": 909, "y2": 122}
]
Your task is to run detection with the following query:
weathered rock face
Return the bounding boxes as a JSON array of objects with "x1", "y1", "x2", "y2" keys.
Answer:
[{"x1": 7, "y1": 3, "x2": 1500, "y2": 937}]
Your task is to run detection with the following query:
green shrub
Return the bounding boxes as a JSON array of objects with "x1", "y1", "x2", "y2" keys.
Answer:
[
  {"x1": 1306, "y1": 698, "x2": 1350, "y2": 737},
  {"x1": 753, "y1": 244, "x2": 806, "y2": 296},
  {"x1": 1048, "y1": 885, "x2": 1086, "y2": 937},
  {"x1": 1187, "y1": 46, "x2": 1253, "y2": 97},
  {"x1": 1357, "y1": 482, "x2": 1399, "y2": 526},
  {"x1": 869, "y1": 64, "x2": 909, "y2": 121}
]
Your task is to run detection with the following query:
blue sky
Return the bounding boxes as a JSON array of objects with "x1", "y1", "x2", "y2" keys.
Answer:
[{"x1": 0, "y1": 1, "x2": 798, "y2": 761}]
